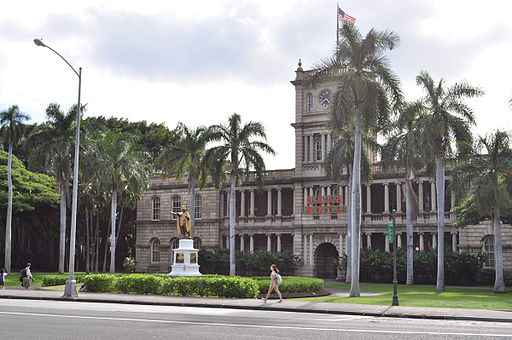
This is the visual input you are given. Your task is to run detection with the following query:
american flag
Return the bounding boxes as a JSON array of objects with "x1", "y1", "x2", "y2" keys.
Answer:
[{"x1": 338, "y1": 7, "x2": 356, "y2": 25}]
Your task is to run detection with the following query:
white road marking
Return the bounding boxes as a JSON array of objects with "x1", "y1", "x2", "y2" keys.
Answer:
[{"x1": 0, "y1": 310, "x2": 510, "y2": 337}]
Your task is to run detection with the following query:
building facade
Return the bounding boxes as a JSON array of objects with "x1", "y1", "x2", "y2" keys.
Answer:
[{"x1": 135, "y1": 62, "x2": 512, "y2": 277}]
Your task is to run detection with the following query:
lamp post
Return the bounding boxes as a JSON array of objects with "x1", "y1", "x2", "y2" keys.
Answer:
[{"x1": 34, "y1": 38, "x2": 81, "y2": 298}]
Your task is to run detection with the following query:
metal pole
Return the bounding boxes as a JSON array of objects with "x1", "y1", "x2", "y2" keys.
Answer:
[
  {"x1": 392, "y1": 209, "x2": 399, "y2": 306},
  {"x1": 64, "y1": 67, "x2": 81, "y2": 298}
]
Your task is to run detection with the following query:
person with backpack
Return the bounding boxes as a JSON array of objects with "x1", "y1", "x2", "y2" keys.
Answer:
[
  {"x1": 0, "y1": 268, "x2": 6, "y2": 290},
  {"x1": 263, "y1": 264, "x2": 283, "y2": 303},
  {"x1": 20, "y1": 263, "x2": 33, "y2": 290}
]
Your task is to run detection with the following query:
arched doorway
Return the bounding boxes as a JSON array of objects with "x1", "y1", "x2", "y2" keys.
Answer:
[{"x1": 314, "y1": 242, "x2": 339, "y2": 279}]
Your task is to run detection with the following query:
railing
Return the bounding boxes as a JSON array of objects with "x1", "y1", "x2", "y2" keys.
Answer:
[{"x1": 228, "y1": 216, "x2": 295, "y2": 225}]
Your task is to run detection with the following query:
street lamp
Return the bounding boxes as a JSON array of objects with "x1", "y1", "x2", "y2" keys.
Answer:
[{"x1": 34, "y1": 38, "x2": 82, "y2": 298}]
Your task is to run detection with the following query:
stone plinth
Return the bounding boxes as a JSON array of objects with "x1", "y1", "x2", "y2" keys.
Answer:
[{"x1": 169, "y1": 239, "x2": 202, "y2": 277}]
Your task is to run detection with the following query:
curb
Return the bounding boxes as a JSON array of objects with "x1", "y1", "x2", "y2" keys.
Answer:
[{"x1": 1, "y1": 294, "x2": 511, "y2": 323}]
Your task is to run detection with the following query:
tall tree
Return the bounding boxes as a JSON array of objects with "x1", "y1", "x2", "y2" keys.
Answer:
[
  {"x1": 29, "y1": 103, "x2": 76, "y2": 274},
  {"x1": 416, "y1": 71, "x2": 483, "y2": 291},
  {"x1": 96, "y1": 132, "x2": 148, "y2": 273},
  {"x1": 324, "y1": 119, "x2": 373, "y2": 283},
  {"x1": 452, "y1": 131, "x2": 512, "y2": 293},
  {"x1": 0, "y1": 105, "x2": 30, "y2": 273},
  {"x1": 157, "y1": 123, "x2": 215, "y2": 238},
  {"x1": 308, "y1": 24, "x2": 402, "y2": 296},
  {"x1": 381, "y1": 101, "x2": 425, "y2": 285},
  {"x1": 206, "y1": 113, "x2": 275, "y2": 276}
]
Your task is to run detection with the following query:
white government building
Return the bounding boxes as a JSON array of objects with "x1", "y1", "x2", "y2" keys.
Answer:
[{"x1": 135, "y1": 61, "x2": 511, "y2": 278}]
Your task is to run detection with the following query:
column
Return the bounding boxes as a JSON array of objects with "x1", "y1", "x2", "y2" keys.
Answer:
[
  {"x1": 339, "y1": 233, "x2": 344, "y2": 254},
  {"x1": 250, "y1": 190, "x2": 255, "y2": 217},
  {"x1": 249, "y1": 234, "x2": 254, "y2": 253},
  {"x1": 267, "y1": 234, "x2": 272, "y2": 252},
  {"x1": 366, "y1": 185, "x2": 372, "y2": 214},
  {"x1": 344, "y1": 185, "x2": 349, "y2": 205},
  {"x1": 309, "y1": 234, "x2": 314, "y2": 266},
  {"x1": 277, "y1": 188, "x2": 282, "y2": 217},
  {"x1": 326, "y1": 186, "x2": 331, "y2": 196},
  {"x1": 385, "y1": 233, "x2": 390, "y2": 252},
  {"x1": 240, "y1": 190, "x2": 245, "y2": 217},
  {"x1": 309, "y1": 135, "x2": 314, "y2": 162},
  {"x1": 327, "y1": 133, "x2": 332, "y2": 155},
  {"x1": 360, "y1": 233, "x2": 363, "y2": 249},
  {"x1": 451, "y1": 190, "x2": 455, "y2": 212},
  {"x1": 303, "y1": 234, "x2": 308, "y2": 265},
  {"x1": 277, "y1": 234, "x2": 282, "y2": 252},
  {"x1": 418, "y1": 181, "x2": 424, "y2": 213},
  {"x1": 419, "y1": 233, "x2": 424, "y2": 251},
  {"x1": 240, "y1": 234, "x2": 245, "y2": 252},
  {"x1": 396, "y1": 182, "x2": 402, "y2": 212},
  {"x1": 303, "y1": 136, "x2": 308, "y2": 162},
  {"x1": 431, "y1": 182, "x2": 437, "y2": 211},
  {"x1": 384, "y1": 183, "x2": 389, "y2": 213},
  {"x1": 345, "y1": 232, "x2": 349, "y2": 253},
  {"x1": 366, "y1": 233, "x2": 372, "y2": 249},
  {"x1": 303, "y1": 187, "x2": 308, "y2": 207},
  {"x1": 432, "y1": 232, "x2": 437, "y2": 249},
  {"x1": 321, "y1": 134, "x2": 325, "y2": 161},
  {"x1": 309, "y1": 187, "x2": 313, "y2": 198},
  {"x1": 267, "y1": 189, "x2": 272, "y2": 217},
  {"x1": 397, "y1": 233, "x2": 402, "y2": 248},
  {"x1": 226, "y1": 235, "x2": 230, "y2": 249},
  {"x1": 452, "y1": 232, "x2": 457, "y2": 252}
]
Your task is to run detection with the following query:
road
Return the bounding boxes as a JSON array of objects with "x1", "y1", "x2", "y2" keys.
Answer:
[{"x1": 1, "y1": 299, "x2": 511, "y2": 339}]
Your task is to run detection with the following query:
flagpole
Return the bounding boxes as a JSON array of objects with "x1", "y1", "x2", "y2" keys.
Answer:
[{"x1": 336, "y1": 2, "x2": 339, "y2": 47}]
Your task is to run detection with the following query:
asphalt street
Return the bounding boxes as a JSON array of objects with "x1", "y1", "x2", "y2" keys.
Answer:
[{"x1": 1, "y1": 299, "x2": 512, "y2": 339}]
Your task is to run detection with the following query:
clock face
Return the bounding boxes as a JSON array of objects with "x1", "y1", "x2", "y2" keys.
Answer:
[{"x1": 319, "y1": 90, "x2": 331, "y2": 107}]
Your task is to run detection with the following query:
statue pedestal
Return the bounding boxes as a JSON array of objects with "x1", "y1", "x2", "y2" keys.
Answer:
[{"x1": 169, "y1": 239, "x2": 202, "y2": 277}]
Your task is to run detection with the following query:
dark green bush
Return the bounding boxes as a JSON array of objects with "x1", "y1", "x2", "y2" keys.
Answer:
[
  {"x1": 83, "y1": 274, "x2": 117, "y2": 293},
  {"x1": 115, "y1": 274, "x2": 163, "y2": 294},
  {"x1": 251, "y1": 276, "x2": 324, "y2": 294},
  {"x1": 42, "y1": 274, "x2": 85, "y2": 287},
  {"x1": 198, "y1": 248, "x2": 301, "y2": 276},
  {"x1": 161, "y1": 276, "x2": 259, "y2": 298}
]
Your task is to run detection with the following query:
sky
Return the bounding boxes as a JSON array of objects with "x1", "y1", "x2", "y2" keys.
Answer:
[{"x1": 1, "y1": 0, "x2": 511, "y2": 170}]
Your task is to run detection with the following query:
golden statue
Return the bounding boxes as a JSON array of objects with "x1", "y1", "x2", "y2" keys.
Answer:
[{"x1": 173, "y1": 204, "x2": 191, "y2": 238}]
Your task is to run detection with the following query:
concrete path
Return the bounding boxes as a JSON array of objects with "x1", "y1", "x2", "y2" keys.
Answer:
[{"x1": 1, "y1": 287, "x2": 511, "y2": 323}]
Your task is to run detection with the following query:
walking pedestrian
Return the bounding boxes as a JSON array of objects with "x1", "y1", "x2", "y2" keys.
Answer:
[
  {"x1": 263, "y1": 264, "x2": 283, "y2": 303},
  {"x1": 21, "y1": 263, "x2": 33, "y2": 290},
  {"x1": 0, "y1": 268, "x2": 6, "y2": 290}
]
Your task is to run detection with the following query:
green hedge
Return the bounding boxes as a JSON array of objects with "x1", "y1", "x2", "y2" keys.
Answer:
[
  {"x1": 161, "y1": 276, "x2": 259, "y2": 298},
  {"x1": 251, "y1": 276, "x2": 324, "y2": 294},
  {"x1": 42, "y1": 274, "x2": 86, "y2": 287}
]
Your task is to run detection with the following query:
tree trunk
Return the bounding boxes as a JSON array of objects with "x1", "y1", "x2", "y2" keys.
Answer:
[
  {"x1": 405, "y1": 179, "x2": 414, "y2": 285},
  {"x1": 115, "y1": 204, "x2": 124, "y2": 248},
  {"x1": 110, "y1": 189, "x2": 117, "y2": 274},
  {"x1": 95, "y1": 211, "x2": 100, "y2": 273},
  {"x1": 4, "y1": 142, "x2": 13, "y2": 273},
  {"x1": 102, "y1": 219, "x2": 110, "y2": 273},
  {"x1": 189, "y1": 176, "x2": 196, "y2": 239},
  {"x1": 59, "y1": 181, "x2": 67, "y2": 274},
  {"x1": 435, "y1": 153, "x2": 445, "y2": 292},
  {"x1": 229, "y1": 173, "x2": 236, "y2": 276},
  {"x1": 345, "y1": 165, "x2": 352, "y2": 284},
  {"x1": 85, "y1": 206, "x2": 90, "y2": 274},
  {"x1": 493, "y1": 206, "x2": 506, "y2": 293},
  {"x1": 349, "y1": 106, "x2": 362, "y2": 297}
]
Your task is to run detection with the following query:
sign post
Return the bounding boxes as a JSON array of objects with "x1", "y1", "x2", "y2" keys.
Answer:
[{"x1": 390, "y1": 209, "x2": 399, "y2": 306}]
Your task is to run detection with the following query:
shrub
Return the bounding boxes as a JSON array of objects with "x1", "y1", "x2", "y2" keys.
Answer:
[
  {"x1": 251, "y1": 276, "x2": 324, "y2": 294},
  {"x1": 83, "y1": 274, "x2": 117, "y2": 293},
  {"x1": 161, "y1": 276, "x2": 259, "y2": 298},
  {"x1": 42, "y1": 274, "x2": 85, "y2": 287},
  {"x1": 122, "y1": 257, "x2": 136, "y2": 273},
  {"x1": 115, "y1": 274, "x2": 163, "y2": 294}
]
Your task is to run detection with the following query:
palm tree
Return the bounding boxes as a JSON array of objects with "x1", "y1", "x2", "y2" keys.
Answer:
[
  {"x1": 381, "y1": 101, "x2": 425, "y2": 285},
  {"x1": 0, "y1": 105, "x2": 29, "y2": 273},
  {"x1": 96, "y1": 131, "x2": 148, "y2": 273},
  {"x1": 206, "y1": 113, "x2": 275, "y2": 276},
  {"x1": 324, "y1": 119, "x2": 373, "y2": 283},
  {"x1": 308, "y1": 24, "x2": 402, "y2": 296},
  {"x1": 415, "y1": 71, "x2": 483, "y2": 291},
  {"x1": 157, "y1": 123, "x2": 215, "y2": 238},
  {"x1": 452, "y1": 131, "x2": 512, "y2": 293},
  {"x1": 29, "y1": 103, "x2": 76, "y2": 274}
]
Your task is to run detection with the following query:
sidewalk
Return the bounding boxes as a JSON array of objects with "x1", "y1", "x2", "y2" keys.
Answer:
[{"x1": 1, "y1": 287, "x2": 511, "y2": 323}]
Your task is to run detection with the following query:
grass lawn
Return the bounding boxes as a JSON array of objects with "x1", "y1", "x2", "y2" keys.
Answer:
[
  {"x1": 290, "y1": 283, "x2": 512, "y2": 310},
  {"x1": 42, "y1": 284, "x2": 66, "y2": 291},
  {"x1": 3, "y1": 272, "x2": 86, "y2": 287}
]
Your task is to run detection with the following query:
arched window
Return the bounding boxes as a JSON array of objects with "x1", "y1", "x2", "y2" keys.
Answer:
[
  {"x1": 170, "y1": 238, "x2": 180, "y2": 262},
  {"x1": 315, "y1": 138, "x2": 322, "y2": 161},
  {"x1": 171, "y1": 196, "x2": 181, "y2": 220},
  {"x1": 306, "y1": 93, "x2": 313, "y2": 113},
  {"x1": 151, "y1": 197, "x2": 160, "y2": 221},
  {"x1": 150, "y1": 238, "x2": 160, "y2": 263},
  {"x1": 193, "y1": 237, "x2": 202, "y2": 249},
  {"x1": 195, "y1": 195, "x2": 202, "y2": 219},
  {"x1": 482, "y1": 235, "x2": 495, "y2": 268}
]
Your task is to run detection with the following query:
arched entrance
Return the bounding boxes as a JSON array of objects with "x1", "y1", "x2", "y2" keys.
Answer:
[{"x1": 314, "y1": 242, "x2": 339, "y2": 279}]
